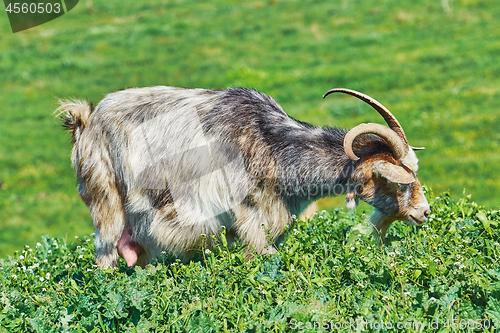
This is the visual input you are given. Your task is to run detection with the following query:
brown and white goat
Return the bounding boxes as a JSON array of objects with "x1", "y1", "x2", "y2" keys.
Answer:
[{"x1": 57, "y1": 86, "x2": 430, "y2": 268}]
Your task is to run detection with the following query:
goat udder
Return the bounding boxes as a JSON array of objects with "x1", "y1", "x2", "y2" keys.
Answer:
[{"x1": 117, "y1": 226, "x2": 144, "y2": 267}]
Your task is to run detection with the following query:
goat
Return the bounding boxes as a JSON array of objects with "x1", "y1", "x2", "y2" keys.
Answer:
[{"x1": 57, "y1": 86, "x2": 430, "y2": 268}]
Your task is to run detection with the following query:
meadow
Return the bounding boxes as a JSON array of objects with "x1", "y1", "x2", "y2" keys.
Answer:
[
  {"x1": 1, "y1": 193, "x2": 500, "y2": 331},
  {"x1": 0, "y1": 0, "x2": 499, "y2": 255},
  {"x1": 0, "y1": 0, "x2": 500, "y2": 331}
]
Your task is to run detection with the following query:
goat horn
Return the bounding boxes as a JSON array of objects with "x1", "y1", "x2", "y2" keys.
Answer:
[
  {"x1": 343, "y1": 123, "x2": 408, "y2": 161},
  {"x1": 323, "y1": 88, "x2": 409, "y2": 146}
]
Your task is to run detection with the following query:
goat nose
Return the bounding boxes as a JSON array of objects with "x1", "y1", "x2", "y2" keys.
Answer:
[{"x1": 424, "y1": 209, "x2": 430, "y2": 218}]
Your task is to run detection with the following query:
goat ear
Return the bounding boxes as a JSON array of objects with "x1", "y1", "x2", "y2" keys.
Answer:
[{"x1": 372, "y1": 160, "x2": 415, "y2": 184}]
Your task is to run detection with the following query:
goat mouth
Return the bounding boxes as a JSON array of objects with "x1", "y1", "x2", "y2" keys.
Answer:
[{"x1": 409, "y1": 215, "x2": 425, "y2": 225}]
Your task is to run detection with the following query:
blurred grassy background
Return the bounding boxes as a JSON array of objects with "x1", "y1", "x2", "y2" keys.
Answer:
[{"x1": 0, "y1": 0, "x2": 499, "y2": 256}]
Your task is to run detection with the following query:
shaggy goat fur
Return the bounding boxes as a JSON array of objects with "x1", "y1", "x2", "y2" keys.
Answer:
[{"x1": 58, "y1": 86, "x2": 429, "y2": 268}]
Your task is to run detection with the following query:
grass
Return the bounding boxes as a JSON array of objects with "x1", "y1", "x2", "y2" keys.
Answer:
[
  {"x1": 1, "y1": 0, "x2": 500, "y2": 253},
  {"x1": 1, "y1": 1, "x2": 500, "y2": 330},
  {"x1": 1, "y1": 0, "x2": 500, "y2": 256},
  {"x1": 1, "y1": 192, "x2": 499, "y2": 332}
]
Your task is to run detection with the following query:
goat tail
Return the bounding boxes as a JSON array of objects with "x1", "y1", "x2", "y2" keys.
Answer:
[{"x1": 55, "y1": 99, "x2": 93, "y2": 142}]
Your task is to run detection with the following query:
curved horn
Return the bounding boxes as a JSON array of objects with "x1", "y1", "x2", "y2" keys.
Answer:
[
  {"x1": 323, "y1": 88, "x2": 409, "y2": 146},
  {"x1": 344, "y1": 123, "x2": 408, "y2": 161}
]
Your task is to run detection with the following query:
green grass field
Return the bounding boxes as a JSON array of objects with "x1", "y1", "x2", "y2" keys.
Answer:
[
  {"x1": 1, "y1": 0, "x2": 500, "y2": 256},
  {"x1": 1, "y1": 0, "x2": 500, "y2": 255},
  {"x1": 0, "y1": 1, "x2": 500, "y2": 330}
]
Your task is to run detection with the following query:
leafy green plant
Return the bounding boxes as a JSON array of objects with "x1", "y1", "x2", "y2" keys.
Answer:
[{"x1": 1, "y1": 191, "x2": 499, "y2": 332}]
